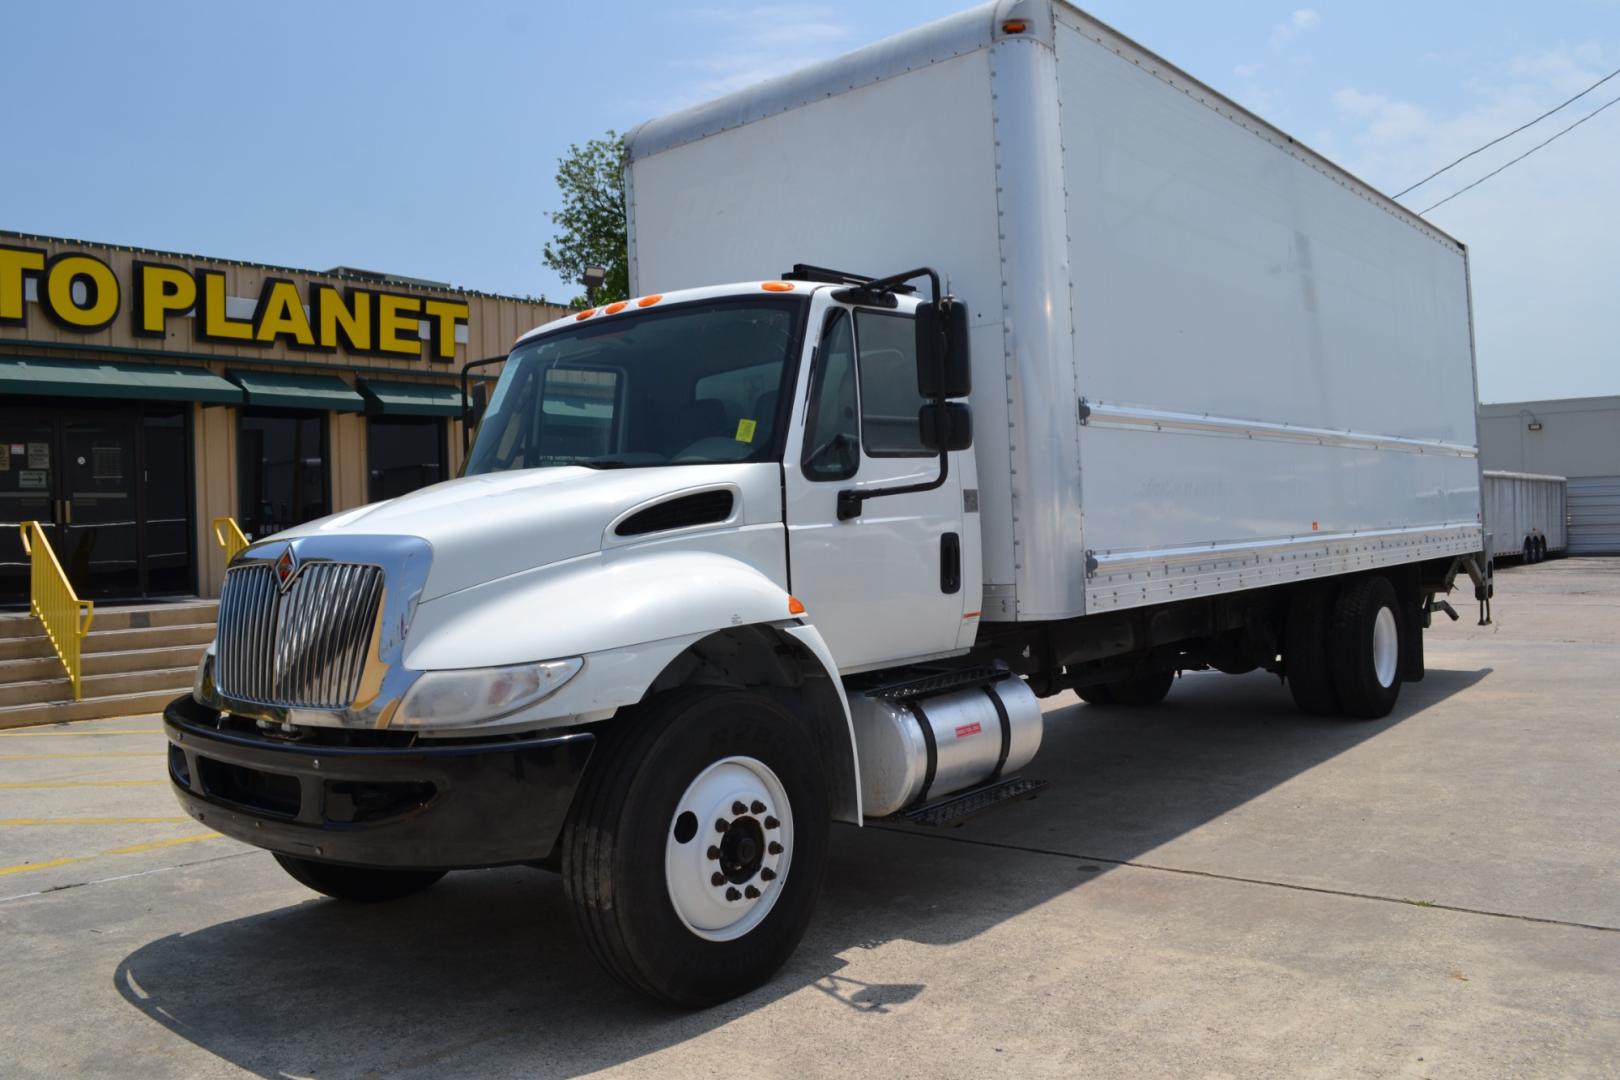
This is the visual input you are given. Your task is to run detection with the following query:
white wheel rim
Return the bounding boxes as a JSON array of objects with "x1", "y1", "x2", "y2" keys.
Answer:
[
  {"x1": 1372, "y1": 606, "x2": 1399, "y2": 688},
  {"x1": 664, "y1": 755, "x2": 793, "y2": 943}
]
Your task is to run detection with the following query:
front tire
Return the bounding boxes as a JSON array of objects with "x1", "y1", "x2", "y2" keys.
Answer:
[
  {"x1": 272, "y1": 854, "x2": 445, "y2": 902},
  {"x1": 562, "y1": 688, "x2": 830, "y2": 1007}
]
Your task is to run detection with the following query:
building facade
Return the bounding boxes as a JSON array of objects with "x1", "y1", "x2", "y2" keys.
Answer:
[
  {"x1": 0, "y1": 231, "x2": 564, "y2": 604},
  {"x1": 1480, "y1": 395, "x2": 1620, "y2": 554}
]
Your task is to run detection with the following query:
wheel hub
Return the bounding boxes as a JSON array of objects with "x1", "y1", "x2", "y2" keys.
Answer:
[{"x1": 666, "y1": 756, "x2": 793, "y2": 941}]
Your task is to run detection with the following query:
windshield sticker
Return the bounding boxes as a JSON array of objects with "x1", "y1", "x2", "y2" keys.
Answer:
[{"x1": 734, "y1": 418, "x2": 757, "y2": 444}]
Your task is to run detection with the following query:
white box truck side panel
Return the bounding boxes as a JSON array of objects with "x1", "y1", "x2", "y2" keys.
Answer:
[
  {"x1": 625, "y1": 40, "x2": 1021, "y2": 594},
  {"x1": 1051, "y1": 9, "x2": 1483, "y2": 612},
  {"x1": 1483, "y1": 471, "x2": 1567, "y2": 557}
]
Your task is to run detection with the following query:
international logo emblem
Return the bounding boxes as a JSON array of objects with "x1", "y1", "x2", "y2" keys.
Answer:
[{"x1": 274, "y1": 546, "x2": 299, "y2": 590}]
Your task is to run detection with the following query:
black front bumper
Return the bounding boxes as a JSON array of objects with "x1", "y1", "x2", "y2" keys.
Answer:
[{"x1": 164, "y1": 695, "x2": 595, "y2": 870}]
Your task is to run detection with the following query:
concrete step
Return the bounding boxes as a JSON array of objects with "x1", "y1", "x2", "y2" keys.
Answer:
[
  {"x1": 0, "y1": 634, "x2": 57, "y2": 662},
  {"x1": 84, "y1": 622, "x2": 217, "y2": 654},
  {"x1": 0, "y1": 600, "x2": 217, "y2": 639},
  {"x1": 0, "y1": 666, "x2": 196, "y2": 708},
  {"x1": 0, "y1": 687, "x2": 187, "y2": 729},
  {"x1": 0, "y1": 642, "x2": 208, "y2": 684}
]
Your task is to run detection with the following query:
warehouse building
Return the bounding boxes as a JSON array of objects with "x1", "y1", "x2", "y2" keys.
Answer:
[
  {"x1": 0, "y1": 231, "x2": 565, "y2": 605},
  {"x1": 1480, "y1": 395, "x2": 1620, "y2": 555}
]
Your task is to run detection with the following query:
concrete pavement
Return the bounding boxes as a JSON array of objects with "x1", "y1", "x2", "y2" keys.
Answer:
[{"x1": 1, "y1": 559, "x2": 1616, "y2": 1078}]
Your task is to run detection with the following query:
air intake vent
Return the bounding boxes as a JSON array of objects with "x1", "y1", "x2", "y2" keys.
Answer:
[{"x1": 615, "y1": 490, "x2": 734, "y2": 537}]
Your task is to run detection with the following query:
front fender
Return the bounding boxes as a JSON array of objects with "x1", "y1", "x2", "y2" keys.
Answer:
[{"x1": 404, "y1": 548, "x2": 803, "y2": 671}]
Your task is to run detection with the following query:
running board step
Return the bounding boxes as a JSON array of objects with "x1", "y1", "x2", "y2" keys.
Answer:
[
  {"x1": 901, "y1": 776, "x2": 1048, "y2": 828},
  {"x1": 866, "y1": 665, "x2": 1008, "y2": 701}
]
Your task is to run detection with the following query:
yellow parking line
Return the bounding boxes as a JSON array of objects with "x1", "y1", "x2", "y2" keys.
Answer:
[
  {"x1": 0, "y1": 730, "x2": 161, "y2": 737},
  {"x1": 0, "y1": 752, "x2": 161, "y2": 760},
  {"x1": 0, "y1": 817, "x2": 189, "y2": 827},
  {"x1": 0, "y1": 780, "x2": 167, "y2": 790},
  {"x1": 0, "y1": 832, "x2": 220, "y2": 878}
]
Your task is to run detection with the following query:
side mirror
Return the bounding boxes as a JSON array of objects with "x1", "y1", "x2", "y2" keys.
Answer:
[
  {"x1": 919, "y1": 401, "x2": 973, "y2": 452},
  {"x1": 915, "y1": 296, "x2": 972, "y2": 399}
]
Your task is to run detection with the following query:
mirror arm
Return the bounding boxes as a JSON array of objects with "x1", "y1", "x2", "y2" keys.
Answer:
[
  {"x1": 460, "y1": 353, "x2": 509, "y2": 455},
  {"x1": 837, "y1": 446, "x2": 949, "y2": 521}
]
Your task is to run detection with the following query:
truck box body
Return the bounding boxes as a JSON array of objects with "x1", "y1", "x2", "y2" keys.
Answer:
[
  {"x1": 626, "y1": 0, "x2": 1484, "y2": 623},
  {"x1": 1484, "y1": 471, "x2": 1567, "y2": 557}
]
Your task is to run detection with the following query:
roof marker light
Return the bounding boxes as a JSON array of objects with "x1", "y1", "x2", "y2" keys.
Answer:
[
  {"x1": 575, "y1": 308, "x2": 596, "y2": 321},
  {"x1": 604, "y1": 301, "x2": 628, "y2": 314},
  {"x1": 1002, "y1": 19, "x2": 1028, "y2": 33},
  {"x1": 761, "y1": 281, "x2": 795, "y2": 292},
  {"x1": 637, "y1": 294, "x2": 663, "y2": 307}
]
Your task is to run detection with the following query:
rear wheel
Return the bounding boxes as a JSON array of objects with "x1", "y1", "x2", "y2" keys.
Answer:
[
  {"x1": 273, "y1": 854, "x2": 445, "y2": 902},
  {"x1": 1286, "y1": 583, "x2": 1339, "y2": 715},
  {"x1": 562, "y1": 688, "x2": 830, "y2": 1007},
  {"x1": 1329, "y1": 575, "x2": 1404, "y2": 719},
  {"x1": 1075, "y1": 682, "x2": 1115, "y2": 706}
]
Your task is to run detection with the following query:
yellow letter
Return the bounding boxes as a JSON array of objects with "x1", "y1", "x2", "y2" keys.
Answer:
[
  {"x1": 42, "y1": 253, "x2": 120, "y2": 332},
  {"x1": 0, "y1": 246, "x2": 45, "y2": 325},
  {"x1": 313, "y1": 285, "x2": 371, "y2": 352},
  {"x1": 197, "y1": 271, "x2": 253, "y2": 342},
  {"x1": 377, "y1": 293, "x2": 422, "y2": 356},
  {"x1": 133, "y1": 262, "x2": 196, "y2": 337},
  {"x1": 254, "y1": 279, "x2": 315, "y2": 346},
  {"x1": 422, "y1": 298, "x2": 469, "y2": 362}
]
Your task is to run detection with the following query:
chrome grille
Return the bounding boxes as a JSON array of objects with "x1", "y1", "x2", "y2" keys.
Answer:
[{"x1": 216, "y1": 561, "x2": 386, "y2": 709}]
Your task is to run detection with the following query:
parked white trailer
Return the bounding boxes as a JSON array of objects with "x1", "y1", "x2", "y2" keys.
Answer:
[
  {"x1": 165, "y1": 0, "x2": 1494, "y2": 1007},
  {"x1": 1484, "y1": 471, "x2": 1566, "y2": 562}
]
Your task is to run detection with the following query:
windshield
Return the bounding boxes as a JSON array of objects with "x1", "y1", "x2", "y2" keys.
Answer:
[{"x1": 466, "y1": 297, "x2": 806, "y2": 474}]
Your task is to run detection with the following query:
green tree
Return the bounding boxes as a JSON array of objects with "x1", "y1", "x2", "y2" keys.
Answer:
[{"x1": 542, "y1": 132, "x2": 629, "y2": 308}]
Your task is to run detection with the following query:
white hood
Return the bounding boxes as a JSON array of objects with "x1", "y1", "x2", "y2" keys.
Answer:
[{"x1": 274, "y1": 462, "x2": 784, "y2": 600}]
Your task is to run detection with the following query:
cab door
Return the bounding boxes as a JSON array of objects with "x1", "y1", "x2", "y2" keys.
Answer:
[{"x1": 782, "y1": 298, "x2": 971, "y2": 671}]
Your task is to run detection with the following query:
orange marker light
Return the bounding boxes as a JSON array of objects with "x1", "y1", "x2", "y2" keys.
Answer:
[
  {"x1": 1311, "y1": 521, "x2": 1319, "y2": 531},
  {"x1": 637, "y1": 294, "x2": 663, "y2": 307},
  {"x1": 761, "y1": 281, "x2": 795, "y2": 292},
  {"x1": 575, "y1": 308, "x2": 596, "y2": 321},
  {"x1": 787, "y1": 595, "x2": 806, "y2": 615},
  {"x1": 604, "y1": 301, "x2": 628, "y2": 315},
  {"x1": 1002, "y1": 19, "x2": 1028, "y2": 33}
]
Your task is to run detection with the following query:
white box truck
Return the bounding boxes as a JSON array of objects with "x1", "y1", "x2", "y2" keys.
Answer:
[
  {"x1": 1483, "y1": 471, "x2": 1566, "y2": 562},
  {"x1": 165, "y1": 0, "x2": 1492, "y2": 1006}
]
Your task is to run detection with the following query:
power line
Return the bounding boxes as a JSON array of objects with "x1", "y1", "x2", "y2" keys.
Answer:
[
  {"x1": 1418, "y1": 93, "x2": 1620, "y2": 215},
  {"x1": 1394, "y1": 64, "x2": 1620, "y2": 197}
]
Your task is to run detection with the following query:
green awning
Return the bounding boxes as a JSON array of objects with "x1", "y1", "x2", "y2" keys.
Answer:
[
  {"x1": 0, "y1": 356, "x2": 243, "y2": 404},
  {"x1": 227, "y1": 369, "x2": 366, "y2": 412},
  {"x1": 357, "y1": 378, "x2": 462, "y2": 417}
]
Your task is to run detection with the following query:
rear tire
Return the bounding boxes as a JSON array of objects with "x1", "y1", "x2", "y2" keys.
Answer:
[
  {"x1": 562, "y1": 688, "x2": 830, "y2": 1007},
  {"x1": 1286, "y1": 583, "x2": 1340, "y2": 715},
  {"x1": 1108, "y1": 671, "x2": 1175, "y2": 706},
  {"x1": 1075, "y1": 682, "x2": 1115, "y2": 706},
  {"x1": 1329, "y1": 575, "x2": 1404, "y2": 719},
  {"x1": 273, "y1": 854, "x2": 445, "y2": 902}
]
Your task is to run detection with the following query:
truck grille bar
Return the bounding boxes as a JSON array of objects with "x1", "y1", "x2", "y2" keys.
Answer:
[{"x1": 215, "y1": 562, "x2": 385, "y2": 709}]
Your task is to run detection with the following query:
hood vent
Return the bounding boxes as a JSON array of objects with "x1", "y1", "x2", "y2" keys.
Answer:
[{"x1": 614, "y1": 490, "x2": 735, "y2": 537}]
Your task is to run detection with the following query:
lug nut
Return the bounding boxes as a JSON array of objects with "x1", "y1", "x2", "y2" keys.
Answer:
[
  {"x1": 744, "y1": 885, "x2": 761, "y2": 899},
  {"x1": 715, "y1": 819, "x2": 728, "y2": 833},
  {"x1": 768, "y1": 841, "x2": 783, "y2": 855},
  {"x1": 760, "y1": 867, "x2": 776, "y2": 881},
  {"x1": 725, "y1": 887, "x2": 742, "y2": 902},
  {"x1": 764, "y1": 816, "x2": 779, "y2": 830},
  {"x1": 711, "y1": 872, "x2": 726, "y2": 887},
  {"x1": 732, "y1": 801, "x2": 748, "y2": 815},
  {"x1": 750, "y1": 800, "x2": 766, "y2": 814},
  {"x1": 706, "y1": 845, "x2": 721, "y2": 860}
]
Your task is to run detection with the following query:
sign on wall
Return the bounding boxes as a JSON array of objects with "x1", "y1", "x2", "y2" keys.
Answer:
[{"x1": 0, "y1": 244, "x2": 471, "y2": 363}]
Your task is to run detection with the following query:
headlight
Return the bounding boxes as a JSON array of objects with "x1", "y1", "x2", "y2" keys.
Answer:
[
  {"x1": 192, "y1": 643, "x2": 220, "y2": 709},
  {"x1": 393, "y1": 658, "x2": 583, "y2": 729}
]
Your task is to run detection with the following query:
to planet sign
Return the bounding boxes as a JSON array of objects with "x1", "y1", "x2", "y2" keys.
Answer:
[{"x1": 0, "y1": 244, "x2": 471, "y2": 362}]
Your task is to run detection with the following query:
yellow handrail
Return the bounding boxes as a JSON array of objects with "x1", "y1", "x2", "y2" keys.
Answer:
[
  {"x1": 212, "y1": 516, "x2": 250, "y2": 563},
  {"x1": 18, "y1": 521, "x2": 94, "y2": 702}
]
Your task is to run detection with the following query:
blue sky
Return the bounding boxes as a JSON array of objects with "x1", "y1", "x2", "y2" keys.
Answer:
[{"x1": 2, "y1": 1, "x2": 1615, "y2": 402}]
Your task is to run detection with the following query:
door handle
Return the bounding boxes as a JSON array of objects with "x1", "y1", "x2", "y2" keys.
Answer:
[{"x1": 940, "y1": 532, "x2": 961, "y2": 594}]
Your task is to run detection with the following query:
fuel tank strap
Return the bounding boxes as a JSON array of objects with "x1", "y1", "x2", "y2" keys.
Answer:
[
  {"x1": 910, "y1": 699, "x2": 940, "y2": 805},
  {"x1": 984, "y1": 685, "x2": 1013, "y2": 780}
]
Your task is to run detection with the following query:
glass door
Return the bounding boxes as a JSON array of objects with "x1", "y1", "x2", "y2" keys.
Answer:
[{"x1": 59, "y1": 413, "x2": 141, "y2": 599}]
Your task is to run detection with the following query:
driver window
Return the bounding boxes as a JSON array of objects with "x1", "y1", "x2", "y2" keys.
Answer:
[{"x1": 802, "y1": 310, "x2": 859, "y2": 481}]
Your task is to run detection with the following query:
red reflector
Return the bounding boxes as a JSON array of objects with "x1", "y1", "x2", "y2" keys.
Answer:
[{"x1": 955, "y1": 722, "x2": 982, "y2": 739}]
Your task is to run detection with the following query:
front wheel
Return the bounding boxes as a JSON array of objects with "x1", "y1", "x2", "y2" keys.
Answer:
[
  {"x1": 562, "y1": 688, "x2": 830, "y2": 1007},
  {"x1": 272, "y1": 854, "x2": 445, "y2": 902}
]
